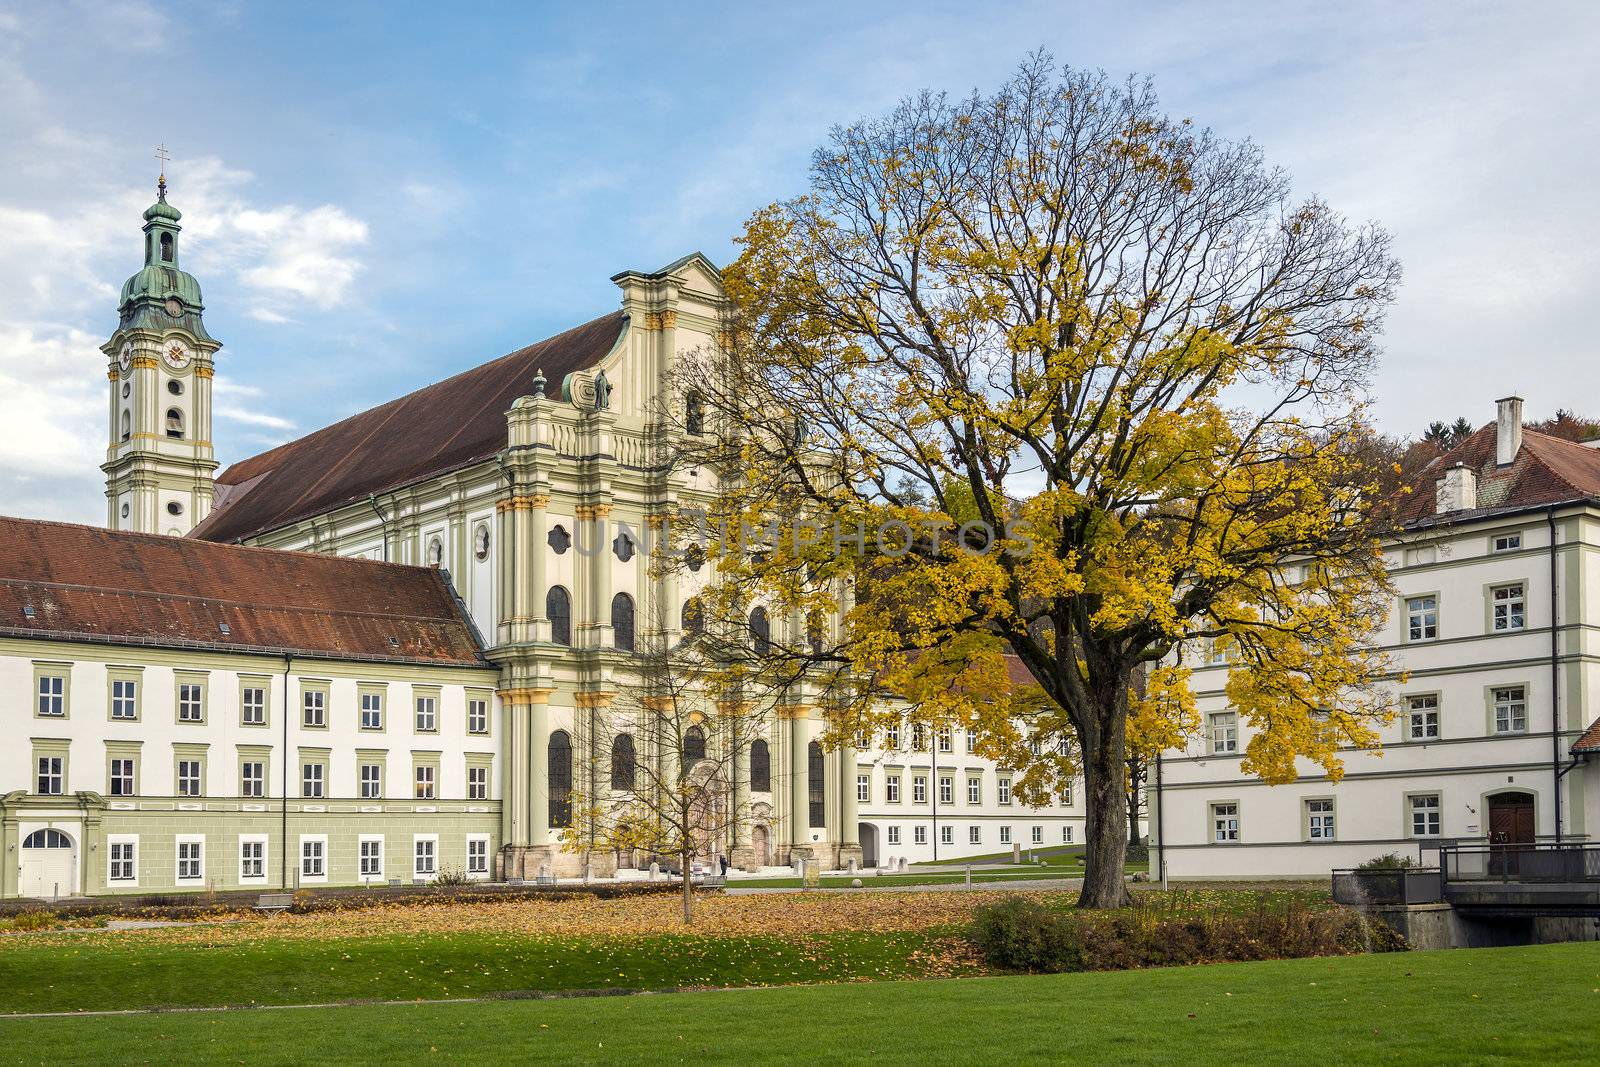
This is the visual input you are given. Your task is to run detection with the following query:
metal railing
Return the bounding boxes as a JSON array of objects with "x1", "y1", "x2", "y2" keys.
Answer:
[
  {"x1": 1440, "y1": 843, "x2": 1600, "y2": 883},
  {"x1": 1331, "y1": 867, "x2": 1443, "y2": 906}
]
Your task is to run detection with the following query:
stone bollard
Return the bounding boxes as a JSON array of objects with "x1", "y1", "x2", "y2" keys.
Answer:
[
  {"x1": 965, "y1": 864, "x2": 972, "y2": 890},
  {"x1": 649, "y1": 861, "x2": 660, "y2": 882},
  {"x1": 899, "y1": 857, "x2": 909, "y2": 873},
  {"x1": 1012, "y1": 843, "x2": 1021, "y2": 864},
  {"x1": 847, "y1": 858, "x2": 857, "y2": 874}
]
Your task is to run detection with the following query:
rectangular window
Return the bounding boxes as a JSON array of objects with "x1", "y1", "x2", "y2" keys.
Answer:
[
  {"x1": 360, "y1": 763, "x2": 383, "y2": 799},
  {"x1": 301, "y1": 839, "x2": 325, "y2": 877},
  {"x1": 109, "y1": 841, "x2": 135, "y2": 881},
  {"x1": 468, "y1": 837, "x2": 489, "y2": 874},
  {"x1": 1407, "y1": 695, "x2": 1440, "y2": 740},
  {"x1": 240, "y1": 840, "x2": 264, "y2": 879},
  {"x1": 110, "y1": 757, "x2": 136, "y2": 796},
  {"x1": 1063, "y1": 826, "x2": 1074, "y2": 843},
  {"x1": 997, "y1": 778, "x2": 1012, "y2": 805},
  {"x1": 35, "y1": 755, "x2": 63, "y2": 795},
  {"x1": 360, "y1": 692, "x2": 383, "y2": 730},
  {"x1": 967, "y1": 778, "x2": 981, "y2": 805},
  {"x1": 1406, "y1": 595, "x2": 1438, "y2": 641},
  {"x1": 111, "y1": 678, "x2": 138, "y2": 720},
  {"x1": 886, "y1": 825, "x2": 901, "y2": 845},
  {"x1": 912, "y1": 724, "x2": 927, "y2": 751},
  {"x1": 1307, "y1": 798, "x2": 1336, "y2": 840},
  {"x1": 1031, "y1": 825, "x2": 1043, "y2": 844},
  {"x1": 1212, "y1": 802, "x2": 1240, "y2": 843},
  {"x1": 1491, "y1": 584, "x2": 1526, "y2": 632},
  {"x1": 415, "y1": 839, "x2": 437, "y2": 876},
  {"x1": 886, "y1": 775, "x2": 901, "y2": 803},
  {"x1": 467, "y1": 698, "x2": 489, "y2": 735},
  {"x1": 177, "y1": 681, "x2": 204, "y2": 722},
  {"x1": 856, "y1": 774, "x2": 870, "y2": 803},
  {"x1": 969, "y1": 825, "x2": 981, "y2": 844},
  {"x1": 241, "y1": 761, "x2": 265, "y2": 798},
  {"x1": 940, "y1": 825, "x2": 953, "y2": 845},
  {"x1": 415, "y1": 696, "x2": 437, "y2": 732},
  {"x1": 1209, "y1": 712, "x2": 1239, "y2": 754},
  {"x1": 1493, "y1": 686, "x2": 1527, "y2": 734},
  {"x1": 468, "y1": 765, "x2": 488, "y2": 801},
  {"x1": 913, "y1": 825, "x2": 927, "y2": 845},
  {"x1": 37, "y1": 674, "x2": 65, "y2": 717},
  {"x1": 885, "y1": 724, "x2": 900, "y2": 748},
  {"x1": 360, "y1": 839, "x2": 383, "y2": 878},
  {"x1": 937, "y1": 727, "x2": 952, "y2": 753},
  {"x1": 302, "y1": 689, "x2": 326, "y2": 728},
  {"x1": 912, "y1": 776, "x2": 927, "y2": 805},
  {"x1": 1410, "y1": 794, "x2": 1441, "y2": 837},
  {"x1": 176, "y1": 759, "x2": 202, "y2": 797},
  {"x1": 965, "y1": 730, "x2": 976, "y2": 754},
  {"x1": 938, "y1": 776, "x2": 953, "y2": 805},
  {"x1": 301, "y1": 762, "x2": 324, "y2": 799},
  {"x1": 999, "y1": 826, "x2": 1012, "y2": 844},
  {"x1": 1492, "y1": 532, "x2": 1522, "y2": 553},
  {"x1": 241, "y1": 686, "x2": 266, "y2": 726},
  {"x1": 415, "y1": 765, "x2": 436, "y2": 800},
  {"x1": 177, "y1": 840, "x2": 203, "y2": 880}
]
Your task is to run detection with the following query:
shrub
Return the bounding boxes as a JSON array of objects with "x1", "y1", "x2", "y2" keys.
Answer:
[
  {"x1": 1357, "y1": 853, "x2": 1417, "y2": 871},
  {"x1": 970, "y1": 894, "x2": 1404, "y2": 973},
  {"x1": 432, "y1": 867, "x2": 470, "y2": 888},
  {"x1": 10, "y1": 909, "x2": 56, "y2": 931},
  {"x1": 970, "y1": 896, "x2": 1085, "y2": 973}
]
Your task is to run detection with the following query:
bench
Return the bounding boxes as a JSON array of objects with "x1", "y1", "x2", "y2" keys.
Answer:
[{"x1": 254, "y1": 893, "x2": 293, "y2": 912}]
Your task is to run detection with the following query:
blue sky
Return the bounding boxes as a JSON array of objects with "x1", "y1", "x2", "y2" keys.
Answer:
[{"x1": 3, "y1": 0, "x2": 1598, "y2": 522}]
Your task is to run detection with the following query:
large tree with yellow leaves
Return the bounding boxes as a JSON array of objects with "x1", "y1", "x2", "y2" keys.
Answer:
[{"x1": 683, "y1": 56, "x2": 1401, "y2": 907}]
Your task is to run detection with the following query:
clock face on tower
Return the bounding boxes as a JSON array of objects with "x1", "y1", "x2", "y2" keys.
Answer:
[
  {"x1": 117, "y1": 342, "x2": 133, "y2": 373},
  {"x1": 161, "y1": 339, "x2": 192, "y2": 370}
]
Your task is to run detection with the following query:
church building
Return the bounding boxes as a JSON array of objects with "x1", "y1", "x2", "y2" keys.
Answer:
[{"x1": 0, "y1": 182, "x2": 1082, "y2": 898}]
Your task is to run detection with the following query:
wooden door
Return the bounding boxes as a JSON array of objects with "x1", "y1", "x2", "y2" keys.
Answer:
[{"x1": 1488, "y1": 792, "x2": 1535, "y2": 876}]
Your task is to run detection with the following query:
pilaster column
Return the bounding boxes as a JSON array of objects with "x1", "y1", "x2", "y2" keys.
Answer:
[
  {"x1": 527, "y1": 492, "x2": 550, "y2": 641},
  {"x1": 788, "y1": 706, "x2": 810, "y2": 848},
  {"x1": 495, "y1": 501, "x2": 513, "y2": 646},
  {"x1": 580, "y1": 502, "x2": 615, "y2": 647},
  {"x1": 528, "y1": 694, "x2": 551, "y2": 845},
  {"x1": 840, "y1": 737, "x2": 860, "y2": 847}
]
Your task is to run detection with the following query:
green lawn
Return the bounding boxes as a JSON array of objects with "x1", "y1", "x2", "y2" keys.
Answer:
[
  {"x1": 6, "y1": 942, "x2": 1597, "y2": 1065},
  {"x1": 0, "y1": 930, "x2": 962, "y2": 1014}
]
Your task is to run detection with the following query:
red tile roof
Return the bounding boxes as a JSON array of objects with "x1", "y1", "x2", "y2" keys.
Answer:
[
  {"x1": 191, "y1": 311, "x2": 626, "y2": 544},
  {"x1": 0, "y1": 516, "x2": 487, "y2": 666},
  {"x1": 1573, "y1": 717, "x2": 1600, "y2": 755},
  {"x1": 1397, "y1": 424, "x2": 1600, "y2": 525}
]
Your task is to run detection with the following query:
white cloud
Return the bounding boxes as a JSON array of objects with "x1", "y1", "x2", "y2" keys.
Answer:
[
  {"x1": 246, "y1": 307, "x2": 294, "y2": 324},
  {"x1": 212, "y1": 380, "x2": 296, "y2": 432},
  {"x1": 0, "y1": 325, "x2": 108, "y2": 523}
]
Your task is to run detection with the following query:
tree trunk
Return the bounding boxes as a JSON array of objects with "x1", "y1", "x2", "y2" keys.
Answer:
[
  {"x1": 681, "y1": 848, "x2": 693, "y2": 926},
  {"x1": 1078, "y1": 702, "x2": 1133, "y2": 909},
  {"x1": 1127, "y1": 756, "x2": 1144, "y2": 849}
]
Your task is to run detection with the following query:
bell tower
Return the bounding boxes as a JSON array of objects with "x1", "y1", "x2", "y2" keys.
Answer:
[{"x1": 101, "y1": 169, "x2": 221, "y2": 536}]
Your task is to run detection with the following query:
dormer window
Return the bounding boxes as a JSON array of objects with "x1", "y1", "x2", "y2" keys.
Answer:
[
  {"x1": 160, "y1": 232, "x2": 174, "y2": 262},
  {"x1": 166, "y1": 408, "x2": 184, "y2": 438}
]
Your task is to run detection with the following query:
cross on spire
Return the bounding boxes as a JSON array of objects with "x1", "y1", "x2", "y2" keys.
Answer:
[{"x1": 155, "y1": 144, "x2": 171, "y2": 201}]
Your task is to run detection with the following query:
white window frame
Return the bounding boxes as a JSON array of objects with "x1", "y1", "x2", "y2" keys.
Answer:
[
  {"x1": 969, "y1": 825, "x2": 981, "y2": 844},
  {"x1": 856, "y1": 774, "x2": 870, "y2": 803},
  {"x1": 1406, "y1": 595, "x2": 1438, "y2": 641},
  {"x1": 1063, "y1": 825, "x2": 1074, "y2": 843},
  {"x1": 1211, "y1": 802, "x2": 1240, "y2": 843},
  {"x1": 1492, "y1": 685, "x2": 1528, "y2": 735},
  {"x1": 241, "y1": 760, "x2": 265, "y2": 798},
  {"x1": 178, "y1": 681, "x2": 205, "y2": 722},
  {"x1": 111, "y1": 678, "x2": 138, "y2": 720},
  {"x1": 299, "y1": 835, "x2": 327, "y2": 881},
  {"x1": 940, "y1": 824, "x2": 953, "y2": 845},
  {"x1": 414, "y1": 835, "x2": 438, "y2": 878},
  {"x1": 360, "y1": 692, "x2": 383, "y2": 731},
  {"x1": 175, "y1": 835, "x2": 205, "y2": 883},
  {"x1": 241, "y1": 685, "x2": 266, "y2": 726},
  {"x1": 107, "y1": 835, "x2": 138, "y2": 885},
  {"x1": 239, "y1": 835, "x2": 267, "y2": 882},
  {"x1": 1209, "y1": 711, "x2": 1239, "y2": 755},
  {"x1": 360, "y1": 763, "x2": 383, "y2": 799},
  {"x1": 415, "y1": 764, "x2": 436, "y2": 800},
  {"x1": 466, "y1": 834, "x2": 490, "y2": 878},
  {"x1": 885, "y1": 775, "x2": 901, "y2": 803},
  {"x1": 1492, "y1": 532, "x2": 1522, "y2": 553},
  {"x1": 37, "y1": 673, "x2": 66, "y2": 717},
  {"x1": 1407, "y1": 694, "x2": 1440, "y2": 740},
  {"x1": 997, "y1": 778, "x2": 1012, "y2": 806},
  {"x1": 467, "y1": 697, "x2": 489, "y2": 735},
  {"x1": 1410, "y1": 793, "x2": 1442, "y2": 838},
  {"x1": 1031, "y1": 825, "x2": 1043, "y2": 845},
  {"x1": 358, "y1": 835, "x2": 384, "y2": 881},
  {"x1": 967, "y1": 778, "x2": 981, "y2": 805},
  {"x1": 176, "y1": 758, "x2": 202, "y2": 797},
  {"x1": 886, "y1": 825, "x2": 901, "y2": 845},
  {"x1": 1306, "y1": 798, "x2": 1336, "y2": 841},
  {"x1": 912, "y1": 825, "x2": 927, "y2": 845},
  {"x1": 415, "y1": 695, "x2": 437, "y2": 733},
  {"x1": 36, "y1": 754, "x2": 64, "y2": 795},
  {"x1": 1491, "y1": 583, "x2": 1526, "y2": 632},
  {"x1": 937, "y1": 727, "x2": 952, "y2": 753},
  {"x1": 302, "y1": 689, "x2": 326, "y2": 728},
  {"x1": 301, "y1": 761, "x2": 325, "y2": 799},
  {"x1": 912, "y1": 776, "x2": 927, "y2": 805},
  {"x1": 109, "y1": 756, "x2": 136, "y2": 797},
  {"x1": 938, "y1": 776, "x2": 953, "y2": 805},
  {"x1": 999, "y1": 825, "x2": 1012, "y2": 844},
  {"x1": 467, "y1": 765, "x2": 488, "y2": 801}
]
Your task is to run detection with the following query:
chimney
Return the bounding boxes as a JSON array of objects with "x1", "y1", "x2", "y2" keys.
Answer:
[
  {"x1": 1496, "y1": 395, "x2": 1523, "y2": 465},
  {"x1": 1435, "y1": 462, "x2": 1478, "y2": 514}
]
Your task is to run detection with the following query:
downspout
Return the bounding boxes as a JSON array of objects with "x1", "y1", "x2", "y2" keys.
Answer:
[
  {"x1": 281, "y1": 653, "x2": 292, "y2": 889},
  {"x1": 368, "y1": 494, "x2": 391, "y2": 563},
  {"x1": 1154, "y1": 750, "x2": 1166, "y2": 889},
  {"x1": 1548, "y1": 507, "x2": 1563, "y2": 843}
]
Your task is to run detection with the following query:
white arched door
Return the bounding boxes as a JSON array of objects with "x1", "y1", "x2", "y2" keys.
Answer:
[{"x1": 19, "y1": 829, "x2": 77, "y2": 898}]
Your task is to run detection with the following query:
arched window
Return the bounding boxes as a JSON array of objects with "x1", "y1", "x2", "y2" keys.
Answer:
[
  {"x1": 681, "y1": 597, "x2": 703, "y2": 636},
  {"x1": 683, "y1": 725, "x2": 706, "y2": 763},
  {"x1": 548, "y1": 729, "x2": 572, "y2": 828},
  {"x1": 120, "y1": 410, "x2": 131, "y2": 442},
  {"x1": 749, "y1": 606, "x2": 771, "y2": 656},
  {"x1": 612, "y1": 592, "x2": 635, "y2": 652},
  {"x1": 807, "y1": 740, "x2": 825, "y2": 828},
  {"x1": 806, "y1": 610, "x2": 826, "y2": 657},
  {"x1": 160, "y1": 232, "x2": 173, "y2": 262},
  {"x1": 685, "y1": 391, "x2": 705, "y2": 436},
  {"x1": 165, "y1": 408, "x2": 184, "y2": 438},
  {"x1": 22, "y1": 829, "x2": 72, "y2": 849},
  {"x1": 750, "y1": 739, "x2": 771, "y2": 792},
  {"x1": 611, "y1": 733, "x2": 636, "y2": 791},
  {"x1": 546, "y1": 585, "x2": 572, "y2": 646},
  {"x1": 547, "y1": 524, "x2": 571, "y2": 553}
]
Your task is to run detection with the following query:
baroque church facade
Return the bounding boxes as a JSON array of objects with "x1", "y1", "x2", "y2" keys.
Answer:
[{"x1": 0, "y1": 185, "x2": 1082, "y2": 899}]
